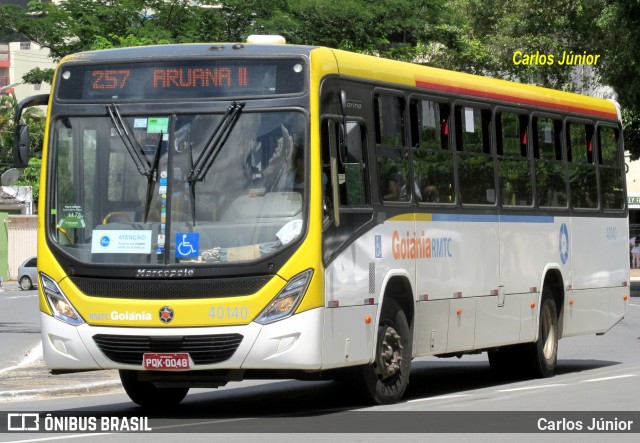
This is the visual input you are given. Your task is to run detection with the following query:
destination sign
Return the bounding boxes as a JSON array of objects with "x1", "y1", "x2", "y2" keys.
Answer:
[{"x1": 57, "y1": 59, "x2": 305, "y2": 100}]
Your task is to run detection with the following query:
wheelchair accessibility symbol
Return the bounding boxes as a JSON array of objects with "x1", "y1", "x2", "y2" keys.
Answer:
[
  {"x1": 176, "y1": 232, "x2": 199, "y2": 258},
  {"x1": 559, "y1": 223, "x2": 569, "y2": 264}
]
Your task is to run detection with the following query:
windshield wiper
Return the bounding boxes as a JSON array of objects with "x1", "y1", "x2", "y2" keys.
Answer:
[
  {"x1": 107, "y1": 104, "x2": 152, "y2": 177},
  {"x1": 187, "y1": 101, "x2": 245, "y2": 224},
  {"x1": 107, "y1": 104, "x2": 165, "y2": 222},
  {"x1": 143, "y1": 133, "x2": 164, "y2": 222}
]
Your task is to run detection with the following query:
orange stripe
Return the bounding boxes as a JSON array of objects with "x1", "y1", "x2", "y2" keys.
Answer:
[{"x1": 416, "y1": 80, "x2": 617, "y2": 120}]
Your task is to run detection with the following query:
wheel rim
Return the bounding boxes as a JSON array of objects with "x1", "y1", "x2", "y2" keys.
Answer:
[
  {"x1": 541, "y1": 304, "x2": 556, "y2": 360},
  {"x1": 375, "y1": 325, "x2": 404, "y2": 381},
  {"x1": 20, "y1": 278, "x2": 31, "y2": 290}
]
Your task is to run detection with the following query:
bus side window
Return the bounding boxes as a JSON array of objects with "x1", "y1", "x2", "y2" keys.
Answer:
[
  {"x1": 375, "y1": 94, "x2": 408, "y2": 202},
  {"x1": 567, "y1": 121, "x2": 597, "y2": 209},
  {"x1": 342, "y1": 122, "x2": 369, "y2": 206},
  {"x1": 496, "y1": 111, "x2": 532, "y2": 207},
  {"x1": 321, "y1": 119, "x2": 370, "y2": 210},
  {"x1": 455, "y1": 105, "x2": 494, "y2": 205},
  {"x1": 533, "y1": 116, "x2": 566, "y2": 208},
  {"x1": 598, "y1": 126, "x2": 624, "y2": 210},
  {"x1": 411, "y1": 99, "x2": 454, "y2": 204}
]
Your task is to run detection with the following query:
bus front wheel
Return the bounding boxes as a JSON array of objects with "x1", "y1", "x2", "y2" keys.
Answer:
[
  {"x1": 119, "y1": 370, "x2": 189, "y2": 408},
  {"x1": 360, "y1": 299, "x2": 412, "y2": 404}
]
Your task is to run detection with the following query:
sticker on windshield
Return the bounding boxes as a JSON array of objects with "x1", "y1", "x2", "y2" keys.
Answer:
[
  {"x1": 147, "y1": 117, "x2": 169, "y2": 134},
  {"x1": 91, "y1": 229, "x2": 152, "y2": 254},
  {"x1": 176, "y1": 233, "x2": 199, "y2": 259},
  {"x1": 59, "y1": 204, "x2": 85, "y2": 229},
  {"x1": 134, "y1": 118, "x2": 147, "y2": 128}
]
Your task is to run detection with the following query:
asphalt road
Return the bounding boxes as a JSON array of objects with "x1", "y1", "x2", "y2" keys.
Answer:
[
  {"x1": 0, "y1": 290, "x2": 638, "y2": 442},
  {"x1": 0, "y1": 288, "x2": 40, "y2": 373}
]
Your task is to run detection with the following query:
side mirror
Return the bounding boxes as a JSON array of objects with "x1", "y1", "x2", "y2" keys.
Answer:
[
  {"x1": 12, "y1": 93, "x2": 49, "y2": 168},
  {"x1": 14, "y1": 125, "x2": 30, "y2": 168}
]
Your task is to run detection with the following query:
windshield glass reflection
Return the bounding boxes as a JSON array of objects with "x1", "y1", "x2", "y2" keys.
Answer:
[{"x1": 51, "y1": 111, "x2": 307, "y2": 266}]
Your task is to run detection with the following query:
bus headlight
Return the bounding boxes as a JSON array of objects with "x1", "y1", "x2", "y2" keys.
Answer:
[
  {"x1": 255, "y1": 269, "x2": 313, "y2": 325},
  {"x1": 40, "y1": 273, "x2": 85, "y2": 326}
]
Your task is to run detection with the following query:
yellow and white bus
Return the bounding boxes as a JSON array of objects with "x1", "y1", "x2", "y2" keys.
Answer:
[{"x1": 14, "y1": 37, "x2": 630, "y2": 407}]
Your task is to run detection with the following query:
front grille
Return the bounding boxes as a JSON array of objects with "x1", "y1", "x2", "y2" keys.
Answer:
[
  {"x1": 93, "y1": 334, "x2": 243, "y2": 365},
  {"x1": 70, "y1": 276, "x2": 271, "y2": 299}
]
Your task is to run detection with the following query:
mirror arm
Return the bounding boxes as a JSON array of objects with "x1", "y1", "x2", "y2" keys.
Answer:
[{"x1": 338, "y1": 90, "x2": 349, "y2": 163}]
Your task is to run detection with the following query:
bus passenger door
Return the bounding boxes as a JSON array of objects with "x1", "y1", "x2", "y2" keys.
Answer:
[{"x1": 321, "y1": 116, "x2": 376, "y2": 367}]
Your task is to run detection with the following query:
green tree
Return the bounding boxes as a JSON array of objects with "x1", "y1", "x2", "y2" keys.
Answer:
[
  {"x1": 580, "y1": 0, "x2": 640, "y2": 158},
  {"x1": 448, "y1": 0, "x2": 601, "y2": 88},
  {"x1": 260, "y1": 0, "x2": 463, "y2": 62},
  {"x1": 14, "y1": 157, "x2": 42, "y2": 205},
  {"x1": 451, "y1": 0, "x2": 640, "y2": 157},
  {"x1": 0, "y1": 1, "x2": 469, "y2": 78},
  {"x1": 0, "y1": 94, "x2": 44, "y2": 165},
  {"x1": 0, "y1": 1, "x2": 204, "y2": 73}
]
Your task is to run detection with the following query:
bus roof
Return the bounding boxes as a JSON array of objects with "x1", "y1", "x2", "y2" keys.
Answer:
[
  {"x1": 60, "y1": 43, "x2": 619, "y2": 121},
  {"x1": 327, "y1": 48, "x2": 619, "y2": 121},
  {"x1": 61, "y1": 42, "x2": 316, "y2": 63}
]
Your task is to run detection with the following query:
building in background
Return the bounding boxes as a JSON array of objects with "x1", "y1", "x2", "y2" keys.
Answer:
[
  {"x1": 627, "y1": 160, "x2": 640, "y2": 241},
  {"x1": 0, "y1": 1, "x2": 51, "y2": 279},
  {"x1": 0, "y1": 0, "x2": 57, "y2": 101},
  {"x1": 0, "y1": 187, "x2": 36, "y2": 281}
]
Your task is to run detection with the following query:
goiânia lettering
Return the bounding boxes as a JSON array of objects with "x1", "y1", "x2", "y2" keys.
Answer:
[{"x1": 391, "y1": 230, "x2": 453, "y2": 260}]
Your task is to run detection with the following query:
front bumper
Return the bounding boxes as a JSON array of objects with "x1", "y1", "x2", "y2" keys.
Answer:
[{"x1": 41, "y1": 307, "x2": 324, "y2": 372}]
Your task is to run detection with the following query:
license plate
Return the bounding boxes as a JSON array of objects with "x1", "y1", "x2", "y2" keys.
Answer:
[{"x1": 143, "y1": 353, "x2": 191, "y2": 370}]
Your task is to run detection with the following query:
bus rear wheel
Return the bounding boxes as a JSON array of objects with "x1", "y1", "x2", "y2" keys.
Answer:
[
  {"x1": 360, "y1": 299, "x2": 412, "y2": 404},
  {"x1": 119, "y1": 370, "x2": 189, "y2": 408},
  {"x1": 526, "y1": 290, "x2": 558, "y2": 377}
]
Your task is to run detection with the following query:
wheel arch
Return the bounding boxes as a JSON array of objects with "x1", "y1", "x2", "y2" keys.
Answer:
[
  {"x1": 375, "y1": 271, "x2": 415, "y2": 359},
  {"x1": 541, "y1": 267, "x2": 565, "y2": 338}
]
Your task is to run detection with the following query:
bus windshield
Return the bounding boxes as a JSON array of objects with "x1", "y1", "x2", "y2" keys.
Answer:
[{"x1": 51, "y1": 110, "x2": 307, "y2": 266}]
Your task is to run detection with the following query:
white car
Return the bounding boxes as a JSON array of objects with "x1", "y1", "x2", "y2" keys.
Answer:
[{"x1": 17, "y1": 256, "x2": 37, "y2": 290}]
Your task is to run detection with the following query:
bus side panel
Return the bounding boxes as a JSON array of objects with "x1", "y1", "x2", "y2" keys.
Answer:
[
  {"x1": 571, "y1": 217, "x2": 629, "y2": 290},
  {"x1": 498, "y1": 216, "x2": 560, "y2": 295},
  {"x1": 447, "y1": 297, "x2": 477, "y2": 353},
  {"x1": 415, "y1": 218, "x2": 499, "y2": 301},
  {"x1": 561, "y1": 288, "x2": 610, "y2": 337},
  {"x1": 474, "y1": 294, "x2": 520, "y2": 349},
  {"x1": 414, "y1": 217, "x2": 500, "y2": 353},
  {"x1": 414, "y1": 299, "x2": 449, "y2": 356},
  {"x1": 323, "y1": 223, "x2": 400, "y2": 367},
  {"x1": 321, "y1": 305, "x2": 377, "y2": 369},
  {"x1": 519, "y1": 291, "x2": 538, "y2": 342},
  {"x1": 608, "y1": 287, "x2": 629, "y2": 327},
  {"x1": 498, "y1": 217, "x2": 564, "y2": 346},
  {"x1": 565, "y1": 216, "x2": 629, "y2": 335}
]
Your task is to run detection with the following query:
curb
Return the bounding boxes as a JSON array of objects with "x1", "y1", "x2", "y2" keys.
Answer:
[
  {"x1": 0, "y1": 343, "x2": 122, "y2": 401},
  {"x1": 0, "y1": 380, "x2": 123, "y2": 401},
  {"x1": 0, "y1": 282, "x2": 25, "y2": 292}
]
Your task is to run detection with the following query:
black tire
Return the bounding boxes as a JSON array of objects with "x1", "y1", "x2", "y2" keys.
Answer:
[
  {"x1": 119, "y1": 370, "x2": 189, "y2": 408},
  {"x1": 19, "y1": 276, "x2": 32, "y2": 291},
  {"x1": 359, "y1": 298, "x2": 412, "y2": 404},
  {"x1": 525, "y1": 290, "x2": 558, "y2": 378}
]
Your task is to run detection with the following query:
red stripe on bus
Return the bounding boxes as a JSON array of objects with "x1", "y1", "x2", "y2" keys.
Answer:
[{"x1": 415, "y1": 80, "x2": 617, "y2": 120}]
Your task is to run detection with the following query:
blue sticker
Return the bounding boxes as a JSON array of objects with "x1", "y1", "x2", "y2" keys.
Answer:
[
  {"x1": 559, "y1": 223, "x2": 569, "y2": 264},
  {"x1": 99, "y1": 235, "x2": 111, "y2": 248},
  {"x1": 375, "y1": 235, "x2": 382, "y2": 258},
  {"x1": 176, "y1": 232, "x2": 199, "y2": 258}
]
